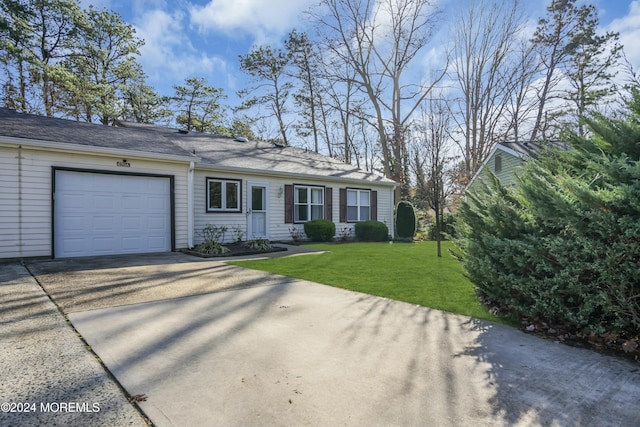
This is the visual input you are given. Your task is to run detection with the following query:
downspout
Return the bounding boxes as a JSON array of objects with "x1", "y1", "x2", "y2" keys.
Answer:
[
  {"x1": 18, "y1": 145, "x2": 23, "y2": 257},
  {"x1": 187, "y1": 161, "x2": 195, "y2": 249}
]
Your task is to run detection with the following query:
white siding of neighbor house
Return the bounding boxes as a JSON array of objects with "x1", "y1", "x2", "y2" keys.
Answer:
[
  {"x1": 192, "y1": 169, "x2": 395, "y2": 245},
  {"x1": 0, "y1": 144, "x2": 189, "y2": 259}
]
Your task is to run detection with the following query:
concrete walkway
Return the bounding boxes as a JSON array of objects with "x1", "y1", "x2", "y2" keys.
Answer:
[
  {"x1": 0, "y1": 262, "x2": 147, "y2": 427},
  {"x1": 3, "y1": 246, "x2": 640, "y2": 426}
]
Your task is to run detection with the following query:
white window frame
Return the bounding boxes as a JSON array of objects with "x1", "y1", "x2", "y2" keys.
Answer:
[
  {"x1": 346, "y1": 189, "x2": 371, "y2": 222},
  {"x1": 206, "y1": 178, "x2": 241, "y2": 212},
  {"x1": 294, "y1": 185, "x2": 324, "y2": 223}
]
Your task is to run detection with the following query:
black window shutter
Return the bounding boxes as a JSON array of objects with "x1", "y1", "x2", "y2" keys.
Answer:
[
  {"x1": 371, "y1": 190, "x2": 378, "y2": 221},
  {"x1": 339, "y1": 188, "x2": 346, "y2": 222},
  {"x1": 284, "y1": 185, "x2": 293, "y2": 224},
  {"x1": 325, "y1": 187, "x2": 333, "y2": 221}
]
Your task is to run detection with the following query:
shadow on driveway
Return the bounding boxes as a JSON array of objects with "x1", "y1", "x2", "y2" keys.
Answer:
[{"x1": 20, "y1": 253, "x2": 640, "y2": 426}]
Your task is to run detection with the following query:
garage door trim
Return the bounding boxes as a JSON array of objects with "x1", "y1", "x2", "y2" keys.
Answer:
[{"x1": 52, "y1": 166, "x2": 175, "y2": 258}]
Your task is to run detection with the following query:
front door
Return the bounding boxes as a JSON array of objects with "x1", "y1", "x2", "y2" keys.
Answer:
[{"x1": 248, "y1": 182, "x2": 268, "y2": 239}]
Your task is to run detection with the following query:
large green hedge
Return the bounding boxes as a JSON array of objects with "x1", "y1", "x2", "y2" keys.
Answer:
[{"x1": 455, "y1": 91, "x2": 640, "y2": 336}]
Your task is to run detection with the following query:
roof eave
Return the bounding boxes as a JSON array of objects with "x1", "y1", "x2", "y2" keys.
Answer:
[
  {"x1": 195, "y1": 162, "x2": 397, "y2": 187},
  {"x1": 0, "y1": 135, "x2": 198, "y2": 163}
]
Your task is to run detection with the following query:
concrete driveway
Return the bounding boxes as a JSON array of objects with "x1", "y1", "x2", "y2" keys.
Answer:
[{"x1": 24, "y1": 251, "x2": 640, "y2": 427}]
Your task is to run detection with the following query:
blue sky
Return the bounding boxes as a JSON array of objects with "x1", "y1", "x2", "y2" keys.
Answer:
[{"x1": 81, "y1": 0, "x2": 640, "y2": 106}]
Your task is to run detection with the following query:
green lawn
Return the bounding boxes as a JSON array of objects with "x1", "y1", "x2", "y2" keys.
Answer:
[{"x1": 228, "y1": 241, "x2": 505, "y2": 323}]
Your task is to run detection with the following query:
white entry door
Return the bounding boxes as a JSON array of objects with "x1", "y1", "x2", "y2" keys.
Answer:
[{"x1": 248, "y1": 182, "x2": 268, "y2": 240}]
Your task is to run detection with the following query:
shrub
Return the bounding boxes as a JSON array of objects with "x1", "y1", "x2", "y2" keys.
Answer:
[
  {"x1": 427, "y1": 213, "x2": 457, "y2": 241},
  {"x1": 354, "y1": 220, "x2": 389, "y2": 241},
  {"x1": 197, "y1": 240, "x2": 229, "y2": 255},
  {"x1": 455, "y1": 91, "x2": 640, "y2": 337},
  {"x1": 303, "y1": 219, "x2": 336, "y2": 242},
  {"x1": 201, "y1": 224, "x2": 227, "y2": 244},
  {"x1": 395, "y1": 201, "x2": 416, "y2": 239},
  {"x1": 196, "y1": 224, "x2": 230, "y2": 254},
  {"x1": 244, "y1": 239, "x2": 272, "y2": 251},
  {"x1": 289, "y1": 226, "x2": 304, "y2": 242}
]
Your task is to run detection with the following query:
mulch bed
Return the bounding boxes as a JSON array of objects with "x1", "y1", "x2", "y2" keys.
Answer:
[{"x1": 181, "y1": 243, "x2": 287, "y2": 258}]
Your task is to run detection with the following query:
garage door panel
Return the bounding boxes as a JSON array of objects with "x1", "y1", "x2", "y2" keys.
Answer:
[
  {"x1": 54, "y1": 171, "x2": 172, "y2": 258},
  {"x1": 94, "y1": 194, "x2": 116, "y2": 210},
  {"x1": 147, "y1": 236, "x2": 168, "y2": 250},
  {"x1": 60, "y1": 215, "x2": 86, "y2": 232},
  {"x1": 122, "y1": 216, "x2": 142, "y2": 231},
  {"x1": 61, "y1": 194, "x2": 84, "y2": 209},
  {"x1": 147, "y1": 195, "x2": 168, "y2": 210},
  {"x1": 122, "y1": 195, "x2": 141, "y2": 209},
  {"x1": 147, "y1": 216, "x2": 168, "y2": 231}
]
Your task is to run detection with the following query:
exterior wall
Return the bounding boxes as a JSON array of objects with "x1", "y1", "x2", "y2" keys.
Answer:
[
  {"x1": 467, "y1": 149, "x2": 523, "y2": 194},
  {"x1": 0, "y1": 143, "x2": 189, "y2": 259},
  {"x1": 192, "y1": 168, "x2": 395, "y2": 245}
]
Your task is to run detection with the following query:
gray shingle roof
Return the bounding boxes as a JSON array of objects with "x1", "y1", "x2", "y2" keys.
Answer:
[
  {"x1": 0, "y1": 108, "x2": 395, "y2": 185},
  {"x1": 499, "y1": 140, "x2": 569, "y2": 158},
  {"x1": 0, "y1": 108, "x2": 194, "y2": 158}
]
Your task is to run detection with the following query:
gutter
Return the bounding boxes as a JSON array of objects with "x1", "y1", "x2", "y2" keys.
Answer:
[
  {"x1": 194, "y1": 163, "x2": 397, "y2": 188},
  {"x1": 0, "y1": 136, "x2": 198, "y2": 164}
]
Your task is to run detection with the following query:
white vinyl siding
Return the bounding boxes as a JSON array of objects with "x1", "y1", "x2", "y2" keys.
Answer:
[{"x1": 0, "y1": 145, "x2": 189, "y2": 259}]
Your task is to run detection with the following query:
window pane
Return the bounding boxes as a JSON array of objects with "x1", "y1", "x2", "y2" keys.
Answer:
[
  {"x1": 251, "y1": 187, "x2": 264, "y2": 211},
  {"x1": 347, "y1": 206, "x2": 358, "y2": 221},
  {"x1": 296, "y1": 187, "x2": 307, "y2": 203},
  {"x1": 209, "y1": 181, "x2": 222, "y2": 209},
  {"x1": 347, "y1": 190, "x2": 357, "y2": 205},
  {"x1": 360, "y1": 207, "x2": 370, "y2": 221},
  {"x1": 311, "y1": 205, "x2": 323, "y2": 220},
  {"x1": 295, "y1": 205, "x2": 308, "y2": 222},
  {"x1": 227, "y1": 182, "x2": 238, "y2": 209},
  {"x1": 311, "y1": 188, "x2": 323, "y2": 204},
  {"x1": 360, "y1": 191, "x2": 369, "y2": 206}
]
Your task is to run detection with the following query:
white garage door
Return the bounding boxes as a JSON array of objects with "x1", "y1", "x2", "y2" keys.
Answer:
[{"x1": 54, "y1": 170, "x2": 172, "y2": 258}]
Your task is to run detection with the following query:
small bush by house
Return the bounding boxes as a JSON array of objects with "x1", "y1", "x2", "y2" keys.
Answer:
[
  {"x1": 304, "y1": 219, "x2": 336, "y2": 242},
  {"x1": 355, "y1": 220, "x2": 389, "y2": 241}
]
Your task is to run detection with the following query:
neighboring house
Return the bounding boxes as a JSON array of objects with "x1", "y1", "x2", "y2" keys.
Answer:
[
  {"x1": 0, "y1": 108, "x2": 396, "y2": 259},
  {"x1": 466, "y1": 141, "x2": 565, "y2": 194}
]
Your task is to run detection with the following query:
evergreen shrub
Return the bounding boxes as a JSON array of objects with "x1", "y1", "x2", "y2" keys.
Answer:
[
  {"x1": 455, "y1": 91, "x2": 640, "y2": 337},
  {"x1": 395, "y1": 201, "x2": 416, "y2": 239},
  {"x1": 303, "y1": 219, "x2": 336, "y2": 242},
  {"x1": 355, "y1": 220, "x2": 389, "y2": 241},
  {"x1": 427, "y1": 213, "x2": 457, "y2": 241}
]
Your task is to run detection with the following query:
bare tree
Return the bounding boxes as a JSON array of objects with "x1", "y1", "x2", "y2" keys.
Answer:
[
  {"x1": 411, "y1": 97, "x2": 456, "y2": 257},
  {"x1": 310, "y1": 0, "x2": 446, "y2": 201},
  {"x1": 504, "y1": 39, "x2": 541, "y2": 142},
  {"x1": 449, "y1": 0, "x2": 525, "y2": 181}
]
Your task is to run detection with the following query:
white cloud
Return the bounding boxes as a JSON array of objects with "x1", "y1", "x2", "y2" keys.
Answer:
[
  {"x1": 607, "y1": 0, "x2": 640, "y2": 73},
  {"x1": 188, "y1": 0, "x2": 315, "y2": 45},
  {"x1": 133, "y1": 8, "x2": 228, "y2": 94}
]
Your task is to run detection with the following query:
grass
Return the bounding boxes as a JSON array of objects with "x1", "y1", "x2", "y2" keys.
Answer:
[{"x1": 228, "y1": 241, "x2": 507, "y2": 324}]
